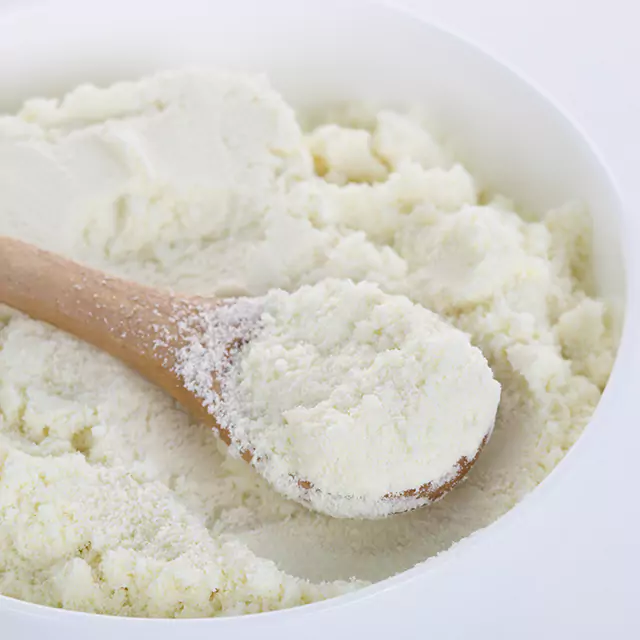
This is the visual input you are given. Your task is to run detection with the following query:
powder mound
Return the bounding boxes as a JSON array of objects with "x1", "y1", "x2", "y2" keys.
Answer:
[
  {"x1": 0, "y1": 69, "x2": 615, "y2": 617},
  {"x1": 176, "y1": 280, "x2": 501, "y2": 519}
]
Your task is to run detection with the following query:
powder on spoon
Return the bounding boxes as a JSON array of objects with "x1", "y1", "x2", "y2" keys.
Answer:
[{"x1": 174, "y1": 279, "x2": 501, "y2": 518}]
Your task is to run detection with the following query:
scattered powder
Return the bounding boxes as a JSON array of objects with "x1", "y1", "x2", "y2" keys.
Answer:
[
  {"x1": 0, "y1": 69, "x2": 616, "y2": 617},
  {"x1": 175, "y1": 280, "x2": 500, "y2": 519},
  {"x1": 172, "y1": 297, "x2": 263, "y2": 419}
]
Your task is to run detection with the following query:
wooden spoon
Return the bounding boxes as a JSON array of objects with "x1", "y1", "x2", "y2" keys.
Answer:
[{"x1": 0, "y1": 235, "x2": 488, "y2": 517}]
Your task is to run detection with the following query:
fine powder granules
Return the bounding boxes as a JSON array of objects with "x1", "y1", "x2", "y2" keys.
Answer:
[
  {"x1": 173, "y1": 279, "x2": 500, "y2": 519},
  {"x1": 0, "y1": 70, "x2": 615, "y2": 617}
]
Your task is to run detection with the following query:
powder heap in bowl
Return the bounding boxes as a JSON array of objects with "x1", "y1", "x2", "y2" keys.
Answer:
[{"x1": 0, "y1": 70, "x2": 615, "y2": 617}]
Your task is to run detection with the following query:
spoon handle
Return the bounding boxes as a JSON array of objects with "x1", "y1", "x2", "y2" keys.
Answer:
[{"x1": 0, "y1": 235, "x2": 183, "y2": 392}]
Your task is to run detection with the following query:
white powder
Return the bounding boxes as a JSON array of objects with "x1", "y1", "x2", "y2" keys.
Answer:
[
  {"x1": 175, "y1": 280, "x2": 500, "y2": 519},
  {"x1": 0, "y1": 70, "x2": 615, "y2": 617}
]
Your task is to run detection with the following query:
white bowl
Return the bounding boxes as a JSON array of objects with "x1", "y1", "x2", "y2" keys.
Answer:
[{"x1": 1, "y1": 0, "x2": 637, "y2": 638}]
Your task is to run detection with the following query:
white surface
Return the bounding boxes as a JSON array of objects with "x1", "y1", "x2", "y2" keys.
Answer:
[{"x1": 0, "y1": 0, "x2": 637, "y2": 638}]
